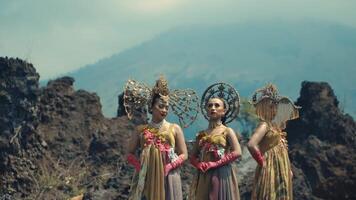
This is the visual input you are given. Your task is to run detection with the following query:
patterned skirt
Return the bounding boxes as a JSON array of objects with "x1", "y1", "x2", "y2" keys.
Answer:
[{"x1": 251, "y1": 145, "x2": 292, "y2": 200}]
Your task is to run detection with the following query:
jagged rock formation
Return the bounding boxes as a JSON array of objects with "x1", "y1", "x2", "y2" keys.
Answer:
[
  {"x1": 117, "y1": 93, "x2": 126, "y2": 117},
  {"x1": 286, "y1": 81, "x2": 356, "y2": 200},
  {"x1": 0, "y1": 57, "x2": 135, "y2": 199},
  {"x1": 0, "y1": 57, "x2": 43, "y2": 198},
  {"x1": 35, "y1": 76, "x2": 135, "y2": 199}
]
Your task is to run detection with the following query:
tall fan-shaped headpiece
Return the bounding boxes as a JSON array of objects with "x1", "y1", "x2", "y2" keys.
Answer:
[
  {"x1": 123, "y1": 75, "x2": 199, "y2": 128},
  {"x1": 251, "y1": 83, "x2": 300, "y2": 124}
]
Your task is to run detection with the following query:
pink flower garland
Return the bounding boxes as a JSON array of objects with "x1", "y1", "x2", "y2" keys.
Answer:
[{"x1": 143, "y1": 129, "x2": 171, "y2": 152}]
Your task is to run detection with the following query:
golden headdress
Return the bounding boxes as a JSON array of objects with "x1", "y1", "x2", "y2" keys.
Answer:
[
  {"x1": 201, "y1": 82, "x2": 240, "y2": 124},
  {"x1": 123, "y1": 75, "x2": 199, "y2": 128},
  {"x1": 147, "y1": 76, "x2": 170, "y2": 112},
  {"x1": 251, "y1": 83, "x2": 300, "y2": 124}
]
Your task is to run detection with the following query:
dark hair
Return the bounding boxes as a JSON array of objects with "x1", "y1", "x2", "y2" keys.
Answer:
[
  {"x1": 149, "y1": 94, "x2": 162, "y2": 114},
  {"x1": 221, "y1": 100, "x2": 227, "y2": 125}
]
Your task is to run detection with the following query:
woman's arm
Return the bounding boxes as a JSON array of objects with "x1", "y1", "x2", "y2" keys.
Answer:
[
  {"x1": 127, "y1": 130, "x2": 139, "y2": 154},
  {"x1": 247, "y1": 122, "x2": 268, "y2": 166},
  {"x1": 226, "y1": 127, "x2": 242, "y2": 157},
  {"x1": 126, "y1": 129, "x2": 141, "y2": 172},
  {"x1": 164, "y1": 124, "x2": 187, "y2": 176},
  {"x1": 174, "y1": 124, "x2": 188, "y2": 160}
]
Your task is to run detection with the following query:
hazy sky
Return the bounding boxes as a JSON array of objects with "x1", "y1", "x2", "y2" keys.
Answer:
[{"x1": 1, "y1": 0, "x2": 356, "y2": 79}]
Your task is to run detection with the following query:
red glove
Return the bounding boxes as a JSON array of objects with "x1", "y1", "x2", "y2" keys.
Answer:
[
  {"x1": 201, "y1": 152, "x2": 239, "y2": 172},
  {"x1": 251, "y1": 149, "x2": 264, "y2": 167},
  {"x1": 164, "y1": 154, "x2": 185, "y2": 176},
  {"x1": 127, "y1": 153, "x2": 140, "y2": 172},
  {"x1": 190, "y1": 155, "x2": 204, "y2": 172}
]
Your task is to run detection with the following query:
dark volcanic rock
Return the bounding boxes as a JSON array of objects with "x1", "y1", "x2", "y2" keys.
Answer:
[
  {"x1": 0, "y1": 57, "x2": 136, "y2": 199},
  {"x1": 286, "y1": 81, "x2": 356, "y2": 200},
  {"x1": 0, "y1": 57, "x2": 43, "y2": 197},
  {"x1": 36, "y1": 75, "x2": 135, "y2": 199},
  {"x1": 117, "y1": 92, "x2": 126, "y2": 117},
  {"x1": 37, "y1": 76, "x2": 105, "y2": 161},
  {"x1": 287, "y1": 82, "x2": 356, "y2": 147}
]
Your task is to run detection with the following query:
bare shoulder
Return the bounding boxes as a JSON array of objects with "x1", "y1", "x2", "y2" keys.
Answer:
[
  {"x1": 256, "y1": 121, "x2": 269, "y2": 131},
  {"x1": 250, "y1": 121, "x2": 269, "y2": 138},
  {"x1": 225, "y1": 126, "x2": 237, "y2": 135},
  {"x1": 227, "y1": 127, "x2": 243, "y2": 142},
  {"x1": 171, "y1": 123, "x2": 183, "y2": 134},
  {"x1": 136, "y1": 124, "x2": 148, "y2": 132},
  {"x1": 224, "y1": 127, "x2": 240, "y2": 146}
]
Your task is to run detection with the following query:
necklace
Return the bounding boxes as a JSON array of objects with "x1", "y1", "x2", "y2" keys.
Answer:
[{"x1": 149, "y1": 119, "x2": 166, "y2": 129}]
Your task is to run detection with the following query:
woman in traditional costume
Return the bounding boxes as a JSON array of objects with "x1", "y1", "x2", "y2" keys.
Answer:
[
  {"x1": 248, "y1": 83, "x2": 300, "y2": 200},
  {"x1": 124, "y1": 76, "x2": 199, "y2": 200},
  {"x1": 189, "y1": 82, "x2": 242, "y2": 200}
]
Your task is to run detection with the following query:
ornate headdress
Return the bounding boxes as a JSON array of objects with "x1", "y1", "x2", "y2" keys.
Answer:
[
  {"x1": 251, "y1": 83, "x2": 300, "y2": 124},
  {"x1": 148, "y1": 76, "x2": 170, "y2": 112},
  {"x1": 200, "y1": 82, "x2": 240, "y2": 124},
  {"x1": 123, "y1": 76, "x2": 199, "y2": 128}
]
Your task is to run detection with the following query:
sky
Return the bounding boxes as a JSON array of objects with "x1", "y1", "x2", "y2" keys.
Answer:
[{"x1": 1, "y1": 0, "x2": 356, "y2": 79}]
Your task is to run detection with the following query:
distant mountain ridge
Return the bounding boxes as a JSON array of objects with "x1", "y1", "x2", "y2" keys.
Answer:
[{"x1": 65, "y1": 20, "x2": 356, "y2": 138}]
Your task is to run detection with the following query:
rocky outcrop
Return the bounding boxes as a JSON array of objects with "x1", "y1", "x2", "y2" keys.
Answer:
[
  {"x1": 0, "y1": 57, "x2": 43, "y2": 198},
  {"x1": 0, "y1": 57, "x2": 135, "y2": 199},
  {"x1": 35, "y1": 76, "x2": 135, "y2": 199},
  {"x1": 287, "y1": 82, "x2": 355, "y2": 147},
  {"x1": 286, "y1": 81, "x2": 356, "y2": 200},
  {"x1": 117, "y1": 93, "x2": 126, "y2": 117}
]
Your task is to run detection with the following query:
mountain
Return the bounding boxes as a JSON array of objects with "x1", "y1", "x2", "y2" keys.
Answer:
[{"x1": 65, "y1": 20, "x2": 356, "y2": 138}]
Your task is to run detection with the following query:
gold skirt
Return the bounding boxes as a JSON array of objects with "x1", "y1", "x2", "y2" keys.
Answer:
[{"x1": 251, "y1": 145, "x2": 292, "y2": 200}]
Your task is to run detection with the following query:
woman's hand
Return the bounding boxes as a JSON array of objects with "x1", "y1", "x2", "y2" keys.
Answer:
[
  {"x1": 201, "y1": 151, "x2": 240, "y2": 172},
  {"x1": 195, "y1": 161, "x2": 206, "y2": 172},
  {"x1": 190, "y1": 156, "x2": 206, "y2": 172},
  {"x1": 247, "y1": 122, "x2": 268, "y2": 167},
  {"x1": 164, "y1": 163, "x2": 173, "y2": 176},
  {"x1": 201, "y1": 161, "x2": 216, "y2": 172},
  {"x1": 251, "y1": 149, "x2": 265, "y2": 167},
  {"x1": 127, "y1": 153, "x2": 141, "y2": 172},
  {"x1": 164, "y1": 154, "x2": 185, "y2": 176}
]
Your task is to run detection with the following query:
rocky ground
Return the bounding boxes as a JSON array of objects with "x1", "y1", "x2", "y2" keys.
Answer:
[{"x1": 0, "y1": 57, "x2": 355, "y2": 200}]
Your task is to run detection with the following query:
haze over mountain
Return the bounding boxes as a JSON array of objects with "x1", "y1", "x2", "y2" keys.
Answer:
[{"x1": 65, "y1": 20, "x2": 356, "y2": 138}]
